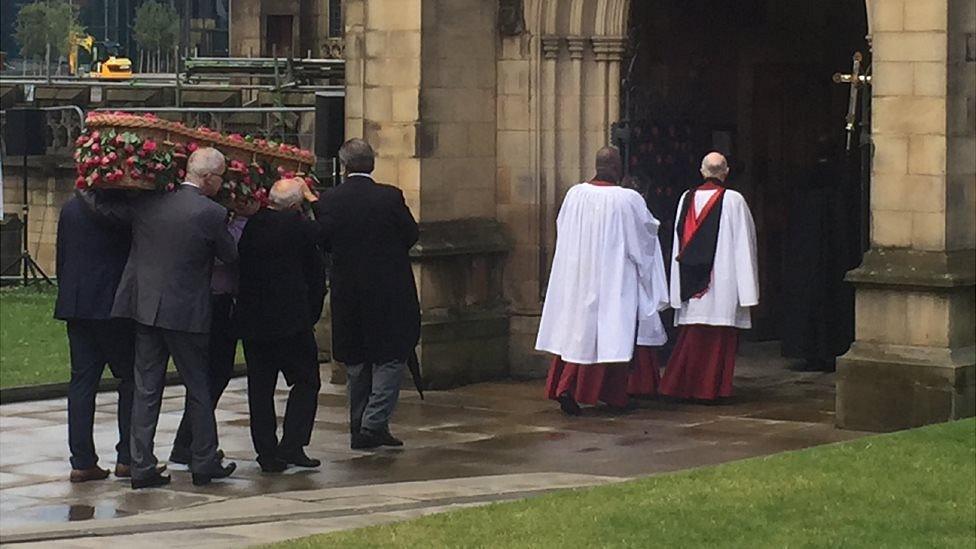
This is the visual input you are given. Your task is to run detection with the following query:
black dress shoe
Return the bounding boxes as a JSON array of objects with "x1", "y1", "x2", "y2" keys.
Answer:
[
  {"x1": 170, "y1": 448, "x2": 224, "y2": 466},
  {"x1": 557, "y1": 393, "x2": 582, "y2": 416},
  {"x1": 192, "y1": 462, "x2": 237, "y2": 486},
  {"x1": 351, "y1": 431, "x2": 382, "y2": 450},
  {"x1": 368, "y1": 429, "x2": 404, "y2": 447},
  {"x1": 131, "y1": 472, "x2": 171, "y2": 490},
  {"x1": 258, "y1": 457, "x2": 289, "y2": 473},
  {"x1": 280, "y1": 449, "x2": 321, "y2": 468}
]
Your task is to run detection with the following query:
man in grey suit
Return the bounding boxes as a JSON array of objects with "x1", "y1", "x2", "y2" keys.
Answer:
[{"x1": 80, "y1": 148, "x2": 238, "y2": 488}]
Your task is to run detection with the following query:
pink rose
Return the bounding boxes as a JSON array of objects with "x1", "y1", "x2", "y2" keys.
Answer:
[
  {"x1": 107, "y1": 152, "x2": 118, "y2": 162},
  {"x1": 187, "y1": 142, "x2": 199, "y2": 153},
  {"x1": 228, "y1": 133, "x2": 244, "y2": 142},
  {"x1": 75, "y1": 177, "x2": 86, "y2": 189},
  {"x1": 166, "y1": 183, "x2": 175, "y2": 192},
  {"x1": 90, "y1": 131, "x2": 100, "y2": 141},
  {"x1": 100, "y1": 156, "x2": 111, "y2": 166},
  {"x1": 91, "y1": 143, "x2": 101, "y2": 153},
  {"x1": 142, "y1": 140, "x2": 158, "y2": 153}
]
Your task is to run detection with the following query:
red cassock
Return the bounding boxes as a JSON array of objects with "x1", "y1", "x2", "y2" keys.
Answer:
[
  {"x1": 660, "y1": 324, "x2": 738, "y2": 400},
  {"x1": 545, "y1": 346, "x2": 662, "y2": 408}
]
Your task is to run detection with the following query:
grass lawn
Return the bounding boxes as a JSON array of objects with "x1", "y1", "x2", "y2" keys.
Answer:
[
  {"x1": 0, "y1": 286, "x2": 243, "y2": 388},
  {"x1": 0, "y1": 286, "x2": 69, "y2": 388},
  {"x1": 271, "y1": 418, "x2": 976, "y2": 549}
]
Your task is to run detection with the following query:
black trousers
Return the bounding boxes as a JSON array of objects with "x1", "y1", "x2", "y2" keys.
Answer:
[
  {"x1": 66, "y1": 319, "x2": 135, "y2": 470},
  {"x1": 172, "y1": 294, "x2": 237, "y2": 453},
  {"x1": 243, "y1": 329, "x2": 320, "y2": 461},
  {"x1": 131, "y1": 324, "x2": 221, "y2": 479}
]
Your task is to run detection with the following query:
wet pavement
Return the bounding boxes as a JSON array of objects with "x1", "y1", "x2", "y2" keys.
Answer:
[{"x1": 0, "y1": 342, "x2": 869, "y2": 546}]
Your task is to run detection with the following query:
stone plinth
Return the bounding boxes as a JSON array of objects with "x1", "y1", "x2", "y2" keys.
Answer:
[{"x1": 837, "y1": 249, "x2": 976, "y2": 431}]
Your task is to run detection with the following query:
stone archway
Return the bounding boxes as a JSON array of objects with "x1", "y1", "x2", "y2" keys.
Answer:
[{"x1": 500, "y1": 0, "x2": 974, "y2": 430}]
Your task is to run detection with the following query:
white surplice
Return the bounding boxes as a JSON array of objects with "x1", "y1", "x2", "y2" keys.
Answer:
[
  {"x1": 670, "y1": 188, "x2": 759, "y2": 329},
  {"x1": 536, "y1": 182, "x2": 669, "y2": 365}
]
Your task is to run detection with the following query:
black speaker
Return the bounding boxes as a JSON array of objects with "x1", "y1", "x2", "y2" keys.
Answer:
[
  {"x1": 314, "y1": 91, "x2": 344, "y2": 160},
  {"x1": 3, "y1": 108, "x2": 47, "y2": 156}
]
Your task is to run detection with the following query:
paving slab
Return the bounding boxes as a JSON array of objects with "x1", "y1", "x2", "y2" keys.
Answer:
[{"x1": 0, "y1": 343, "x2": 871, "y2": 547}]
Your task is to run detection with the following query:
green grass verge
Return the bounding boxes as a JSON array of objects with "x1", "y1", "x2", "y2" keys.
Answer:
[
  {"x1": 0, "y1": 286, "x2": 69, "y2": 388},
  {"x1": 0, "y1": 286, "x2": 243, "y2": 388},
  {"x1": 270, "y1": 418, "x2": 976, "y2": 549}
]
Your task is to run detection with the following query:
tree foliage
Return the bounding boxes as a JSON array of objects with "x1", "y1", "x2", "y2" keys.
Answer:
[
  {"x1": 14, "y1": 0, "x2": 83, "y2": 59},
  {"x1": 133, "y1": 0, "x2": 180, "y2": 52}
]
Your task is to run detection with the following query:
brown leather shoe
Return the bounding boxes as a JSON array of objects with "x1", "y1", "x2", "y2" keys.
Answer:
[
  {"x1": 70, "y1": 466, "x2": 110, "y2": 483},
  {"x1": 114, "y1": 463, "x2": 167, "y2": 478}
]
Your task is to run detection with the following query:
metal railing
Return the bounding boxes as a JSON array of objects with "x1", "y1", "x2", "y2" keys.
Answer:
[
  {"x1": 0, "y1": 105, "x2": 87, "y2": 158},
  {"x1": 0, "y1": 106, "x2": 317, "y2": 158}
]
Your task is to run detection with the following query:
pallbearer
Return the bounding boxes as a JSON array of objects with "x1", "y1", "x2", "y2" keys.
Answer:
[
  {"x1": 536, "y1": 147, "x2": 669, "y2": 415},
  {"x1": 660, "y1": 152, "x2": 759, "y2": 401}
]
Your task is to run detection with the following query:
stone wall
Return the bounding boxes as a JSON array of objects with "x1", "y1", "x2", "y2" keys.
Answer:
[
  {"x1": 231, "y1": 0, "x2": 337, "y2": 58},
  {"x1": 0, "y1": 157, "x2": 74, "y2": 276},
  {"x1": 346, "y1": 0, "x2": 509, "y2": 388}
]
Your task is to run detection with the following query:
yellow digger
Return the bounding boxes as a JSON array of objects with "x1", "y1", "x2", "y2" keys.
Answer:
[{"x1": 68, "y1": 34, "x2": 132, "y2": 80}]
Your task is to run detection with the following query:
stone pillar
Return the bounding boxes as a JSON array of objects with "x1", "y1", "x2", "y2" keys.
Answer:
[
  {"x1": 591, "y1": 36, "x2": 627, "y2": 141},
  {"x1": 541, "y1": 36, "x2": 561, "y2": 273},
  {"x1": 836, "y1": 0, "x2": 976, "y2": 431},
  {"x1": 563, "y1": 37, "x2": 587, "y2": 190}
]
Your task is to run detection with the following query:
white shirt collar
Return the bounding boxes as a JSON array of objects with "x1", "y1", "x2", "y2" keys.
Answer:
[
  {"x1": 181, "y1": 181, "x2": 202, "y2": 189},
  {"x1": 346, "y1": 173, "x2": 374, "y2": 180}
]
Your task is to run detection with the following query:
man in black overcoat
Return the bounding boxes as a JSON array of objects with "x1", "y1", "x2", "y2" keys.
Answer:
[
  {"x1": 236, "y1": 178, "x2": 327, "y2": 472},
  {"x1": 55, "y1": 192, "x2": 137, "y2": 483},
  {"x1": 309, "y1": 139, "x2": 420, "y2": 450}
]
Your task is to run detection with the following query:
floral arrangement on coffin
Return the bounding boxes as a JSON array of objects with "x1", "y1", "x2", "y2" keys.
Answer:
[{"x1": 74, "y1": 112, "x2": 318, "y2": 206}]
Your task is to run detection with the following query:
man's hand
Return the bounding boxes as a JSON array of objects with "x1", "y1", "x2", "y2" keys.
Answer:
[
  {"x1": 302, "y1": 181, "x2": 319, "y2": 203},
  {"x1": 234, "y1": 198, "x2": 261, "y2": 217}
]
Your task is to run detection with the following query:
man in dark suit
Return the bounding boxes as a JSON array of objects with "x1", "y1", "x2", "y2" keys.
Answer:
[
  {"x1": 55, "y1": 192, "x2": 140, "y2": 483},
  {"x1": 308, "y1": 139, "x2": 420, "y2": 450},
  {"x1": 79, "y1": 147, "x2": 237, "y2": 488},
  {"x1": 236, "y1": 178, "x2": 326, "y2": 472}
]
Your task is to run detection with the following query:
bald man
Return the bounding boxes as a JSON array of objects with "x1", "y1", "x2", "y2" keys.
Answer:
[
  {"x1": 536, "y1": 147, "x2": 670, "y2": 415},
  {"x1": 659, "y1": 152, "x2": 759, "y2": 401},
  {"x1": 235, "y1": 178, "x2": 326, "y2": 472}
]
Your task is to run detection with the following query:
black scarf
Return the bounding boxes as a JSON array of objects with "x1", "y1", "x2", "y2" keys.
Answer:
[{"x1": 675, "y1": 179, "x2": 726, "y2": 302}]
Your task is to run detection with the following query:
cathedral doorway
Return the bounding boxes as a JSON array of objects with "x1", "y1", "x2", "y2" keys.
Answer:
[{"x1": 623, "y1": 0, "x2": 869, "y2": 362}]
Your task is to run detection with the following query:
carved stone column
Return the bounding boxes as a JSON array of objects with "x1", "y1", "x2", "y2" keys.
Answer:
[
  {"x1": 591, "y1": 36, "x2": 627, "y2": 127},
  {"x1": 540, "y1": 36, "x2": 561, "y2": 275},
  {"x1": 564, "y1": 36, "x2": 587, "y2": 185}
]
